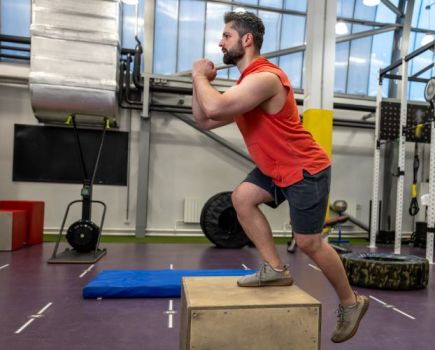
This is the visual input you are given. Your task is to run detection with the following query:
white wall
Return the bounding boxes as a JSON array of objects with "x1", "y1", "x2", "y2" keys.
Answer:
[
  {"x1": 0, "y1": 83, "x2": 132, "y2": 234},
  {"x1": 146, "y1": 111, "x2": 291, "y2": 234},
  {"x1": 0, "y1": 81, "x2": 424, "y2": 237}
]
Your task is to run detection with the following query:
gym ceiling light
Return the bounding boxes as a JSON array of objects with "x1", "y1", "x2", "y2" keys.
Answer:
[{"x1": 363, "y1": 0, "x2": 381, "y2": 6}]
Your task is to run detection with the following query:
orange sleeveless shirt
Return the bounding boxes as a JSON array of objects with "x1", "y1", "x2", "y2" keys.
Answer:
[{"x1": 234, "y1": 57, "x2": 331, "y2": 187}]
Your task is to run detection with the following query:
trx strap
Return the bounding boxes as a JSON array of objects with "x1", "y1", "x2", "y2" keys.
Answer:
[{"x1": 409, "y1": 142, "x2": 420, "y2": 216}]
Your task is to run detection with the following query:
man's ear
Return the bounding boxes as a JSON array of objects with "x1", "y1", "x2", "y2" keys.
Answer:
[{"x1": 243, "y1": 33, "x2": 254, "y2": 48}]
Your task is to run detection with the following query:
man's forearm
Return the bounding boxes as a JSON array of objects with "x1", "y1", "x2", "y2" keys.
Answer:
[
  {"x1": 192, "y1": 86, "x2": 208, "y2": 127},
  {"x1": 192, "y1": 75, "x2": 225, "y2": 120}
]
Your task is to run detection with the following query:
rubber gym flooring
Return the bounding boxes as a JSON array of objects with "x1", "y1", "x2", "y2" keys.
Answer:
[{"x1": 0, "y1": 240, "x2": 434, "y2": 350}]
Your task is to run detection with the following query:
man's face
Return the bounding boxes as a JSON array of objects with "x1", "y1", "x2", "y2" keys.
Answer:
[{"x1": 219, "y1": 22, "x2": 245, "y2": 65}]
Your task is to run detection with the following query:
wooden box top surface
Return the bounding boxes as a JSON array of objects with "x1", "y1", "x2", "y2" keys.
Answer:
[{"x1": 182, "y1": 276, "x2": 321, "y2": 309}]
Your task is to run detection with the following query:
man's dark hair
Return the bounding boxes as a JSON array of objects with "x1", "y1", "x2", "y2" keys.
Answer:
[{"x1": 224, "y1": 10, "x2": 265, "y2": 52}]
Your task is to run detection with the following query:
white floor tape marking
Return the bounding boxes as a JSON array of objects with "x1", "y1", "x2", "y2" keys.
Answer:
[
  {"x1": 164, "y1": 265, "x2": 175, "y2": 328},
  {"x1": 369, "y1": 296, "x2": 415, "y2": 320},
  {"x1": 37, "y1": 302, "x2": 53, "y2": 315},
  {"x1": 79, "y1": 264, "x2": 95, "y2": 278},
  {"x1": 369, "y1": 295, "x2": 386, "y2": 305},
  {"x1": 14, "y1": 319, "x2": 35, "y2": 334},
  {"x1": 15, "y1": 302, "x2": 53, "y2": 334},
  {"x1": 165, "y1": 299, "x2": 176, "y2": 328},
  {"x1": 392, "y1": 307, "x2": 415, "y2": 320},
  {"x1": 0, "y1": 264, "x2": 9, "y2": 270}
]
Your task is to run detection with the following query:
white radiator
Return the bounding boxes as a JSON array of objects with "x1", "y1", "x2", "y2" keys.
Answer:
[{"x1": 183, "y1": 198, "x2": 206, "y2": 223}]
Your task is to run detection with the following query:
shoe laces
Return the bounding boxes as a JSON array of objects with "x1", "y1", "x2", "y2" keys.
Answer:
[
  {"x1": 262, "y1": 263, "x2": 269, "y2": 273},
  {"x1": 336, "y1": 305, "x2": 345, "y2": 326},
  {"x1": 254, "y1": 263, "x2": 270, "y2": 284},
  {"x1": 257, "y1": 263, "x2": 268, "y2": 278}
]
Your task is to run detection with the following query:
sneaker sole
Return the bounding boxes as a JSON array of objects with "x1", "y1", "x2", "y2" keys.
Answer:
[
  {"x1": 237, "y1": 279, "x2": 294, "y2": 287},
  {"x1": 331, "y1": 297, "x2": 370, "y2": 343}
]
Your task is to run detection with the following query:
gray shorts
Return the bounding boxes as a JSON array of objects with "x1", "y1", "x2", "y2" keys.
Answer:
[{"x1": 243, "y1": 166, "x2": 331, "y2": 234}]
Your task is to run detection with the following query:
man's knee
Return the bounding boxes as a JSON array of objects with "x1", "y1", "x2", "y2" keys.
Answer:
[
  {"x1": 294, "y1": 233, "x2": 322, "y2": 255},
  {"x1": 231, "y1": 185, "x2": 252, "y2": 213},
  {"x1": 231, "y1": 182, "x2": 272, "y2": 213}
]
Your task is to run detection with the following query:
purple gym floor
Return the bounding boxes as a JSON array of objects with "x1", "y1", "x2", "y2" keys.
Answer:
[{"x1": 0, "y1": 242, "x2": 434, "y2": 350}]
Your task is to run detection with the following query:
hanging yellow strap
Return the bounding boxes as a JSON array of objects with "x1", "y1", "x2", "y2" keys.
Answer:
[
  {"x1": 412, "y1": 184, "x2": 417, "y2": 198},
  {"x1": 415, "y1": 124, "x2": 423, "y2": 138}
]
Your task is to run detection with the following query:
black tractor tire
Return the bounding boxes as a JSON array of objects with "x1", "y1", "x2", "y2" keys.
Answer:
[{"x1": 200, "y1": 191, "x2": 251, "y2": 249}]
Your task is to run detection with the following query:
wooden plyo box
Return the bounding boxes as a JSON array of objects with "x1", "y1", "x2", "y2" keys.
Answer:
[{"x1": 179, "y1": 276, "x2": 321, "y2": 350}]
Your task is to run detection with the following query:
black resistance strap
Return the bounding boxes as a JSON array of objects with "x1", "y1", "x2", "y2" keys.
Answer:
[{"x1": 409, "y1": 142, "x2": 420, "y2": 216}]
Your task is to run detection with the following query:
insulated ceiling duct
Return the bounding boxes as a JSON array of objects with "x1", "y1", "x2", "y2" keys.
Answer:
[{"x1": 30, "y1": 0, "x2": 121, "y2": 126}]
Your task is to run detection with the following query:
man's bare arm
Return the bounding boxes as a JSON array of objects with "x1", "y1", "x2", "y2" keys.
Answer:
[
  {"x1": 192, "y1": 85, "x2": 234, "y2": 130},
  {"x1": 193, "y1": 71, "x2": 281, "y2": 121}
]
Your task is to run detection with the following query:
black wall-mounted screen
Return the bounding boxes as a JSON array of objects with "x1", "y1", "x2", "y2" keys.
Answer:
[{"x1": 13, "y1": 124, "x2": 128, "y2": 186}]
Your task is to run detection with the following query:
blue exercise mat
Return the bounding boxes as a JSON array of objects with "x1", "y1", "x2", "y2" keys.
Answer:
[{"x1": 82, "y1": 269, "x2": 253, "y2": 299}]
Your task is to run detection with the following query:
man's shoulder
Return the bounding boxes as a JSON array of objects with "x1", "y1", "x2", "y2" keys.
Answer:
[
  {"x1": 245, "y1": 61, "x2": 287, "y2": 82},
  {"x1": 241, "y1": 70, "x2": 288, "y2": 93},
  {"x1": 241, "y1": 71, "x2": 282, "y2": 87}
]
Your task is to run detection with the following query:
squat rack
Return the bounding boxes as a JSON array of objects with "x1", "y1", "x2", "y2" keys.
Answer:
[{"x1": 370, "y1": 40, "x2": 435, "y2": 264}]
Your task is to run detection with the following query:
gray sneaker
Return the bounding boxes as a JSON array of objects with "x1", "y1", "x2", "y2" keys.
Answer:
[
  {"x1": 237, "y1": 262, "x2": 294, "y2": 287},
  {"x1": 331, "y1": 293, "x2": 369, "y2": 343}
]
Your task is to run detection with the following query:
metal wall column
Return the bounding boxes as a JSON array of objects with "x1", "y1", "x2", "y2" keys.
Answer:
[
  {"x1": 427, "y1": 117, "x2": 435, "y2": 264},
  {"x1": 135, "y1": 0, "x2": 155, "y2": 237},
  {"x1": 393, "y1": 0, "x2": 414, "y2": 253},
  {"x1": 388, "y1": 0, "x2": 409, "y2": 97},
  {"x1": 370, "y1": 83, "x2": 384, "y2": 248},
  {"x1": 381, "y1": 0, "x2": 413, "y2": 234},
  {"x1": 303, "y1": 0, "x2": 336, "y2": 111},
  {"x1": 371, "y1": 0, "x2": 414, "y2": 248},
  {"x1": 428, "y1": 47, "x2": 435, "y2": 264},
  {"x1": 382, "y1": 0, "x2": 404, "y2": 235},
  {"x1": 303, "y1": 0, "x2": 336, "y2": 234},
  {"x1": 394, "y1": 58, "x2": 408, "y2": 254}
]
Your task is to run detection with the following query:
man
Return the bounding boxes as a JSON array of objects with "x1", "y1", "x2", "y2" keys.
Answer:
[{"x1": 192, "y1": 10, "x2": 368, "y2": 343}]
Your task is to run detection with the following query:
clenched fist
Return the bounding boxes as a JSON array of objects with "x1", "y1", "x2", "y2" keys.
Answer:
[{"x1": 192, "y1": 59, "x2": 217, "y2": 81}]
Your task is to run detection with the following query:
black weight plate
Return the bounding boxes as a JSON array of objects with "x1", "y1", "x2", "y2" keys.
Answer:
[{"x1": 66, "y1": 219, "x2": 100, "y2": 253}]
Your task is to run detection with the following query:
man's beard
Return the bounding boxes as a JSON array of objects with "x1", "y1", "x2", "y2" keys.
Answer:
[{"x1": 222, "y1": 40, "x2": 245, "y2": 65}]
